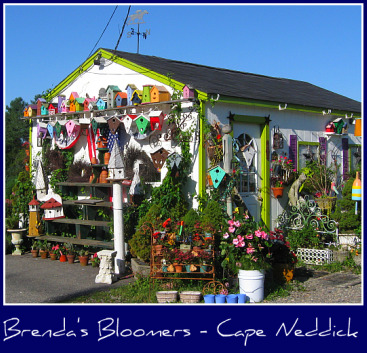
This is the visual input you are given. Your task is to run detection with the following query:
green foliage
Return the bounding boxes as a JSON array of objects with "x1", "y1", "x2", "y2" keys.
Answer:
[
  {"x1": 200, "y1": 200, "x2": 226, "y2": 234},
  {"x1": 123, "y1": 204, "x2": 140, "y2": 242},
  {"x1": 331, "y1": 175, "x2": 361, "y2": 232},
  {"x1": 182, "y1": 208, "x2": 201, "y2": 235},
  {"x1": 286, "y1": 226, "x2": 326, "y2": 250}
]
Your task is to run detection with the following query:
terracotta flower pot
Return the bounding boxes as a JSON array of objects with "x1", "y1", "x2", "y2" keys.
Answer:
[
  {"x1": 50, "y1": 253, "x2": 57, "y2": 261},
  {"x1": 104, "y1": 152, "x2": 111, "y2": 165},
  {"x1": 79, "y1": 255, "x2": 89, "y2": 266},
  {"x1": 272, "y1": 187, "x2": 284, "y2": 198},
  {"x1": 153, "y1": 245, "x2": 163, "y2": 256},
  {"x1": 91, "y1": 157, "x2": 97, "y2": 165},
  {"x1": 174, "y1": 264, "x2": 183, "y2": 273},
  {"x1": 67, "y1": 254, "x2": 76, "y2": 264},
  {"x1": 40, "y1": 250, "x2": 48, "y2": 259},
  {"x1": 31, "y1": 249, "x2": 38, "y2": 258},
  {"x1": 99, "y1": 170, "x2": 108, "y2": 183}
]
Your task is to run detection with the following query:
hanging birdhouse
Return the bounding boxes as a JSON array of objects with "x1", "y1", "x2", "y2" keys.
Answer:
[
  {"x1": 37, "y1": 122, "x2": 48, "y2": 139},
  {"x1": 55, "y1": 120, "x2": 66, "y2": 138},
  {"x1": 48, "y1": 103, "x2": 58, "y2": 115},
  {"x1": 272, "y1": 126, "x2": 284, "y2": 150},
  {"x1": 149, "y1": 110, "x2": 165, "y2": 131},
  {"x1": 125, "y1": 84, "x2": 137, "y2": 106},
  {"x1": 47, "y1": 122, "x2": 55, "y2": 138},
  {"x1": 150, "y1": 85, "x2": 171, "y2": 103},
  {"x1": 41, "y1": 197, "x2": 65, "y2": 220},
  {"x1": 106, "y1": 85, "x2": 121, "y2": 108},
  {"x1": 65, "y1": 120, "x2": 81, "y2": 137},
  {"x1": 209, "y1": 166, "x2": 226, "y2": 188},
  {"x1": 136, "y1": 114, "x2": 151, "y2": 134},
  {"x1": 115, "y1": 92, "x2": 127, "y2": 107},
  {"x1": 142, "y1": 85, "x2": 153, "y2": 104},
  {"x1": 333, "y1": 118, "x2": 345, "y2": 134},
  {"x1": 131, "y1": 90, "x2": 143, "y2": 105},
  {"x1": 91, "y1": 116, "x2": 106, "y2": 135},
  {"x1": 166, "y1": 152, "x2": 182, "y2": 169},
  {"x1": 183, "y1": 84, "x2": 196, "y2": 99},
  {"x1": 107, "y1": 116, "x2": 122, "y2": 134},
  {"x1": 150, "y1": 147, "x2": 169, "y2": 170},
  {"x1": 107, "y1": 140, "x2": 125, "y2": 181},
  {"x1": 122, "y1": 114, "x2": 138, "y2": 135}
]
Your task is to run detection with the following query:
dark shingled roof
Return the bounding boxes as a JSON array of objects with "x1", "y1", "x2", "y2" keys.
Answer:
[{"x1": 102, "y1": 48, "x2": 361, "y2": 114}]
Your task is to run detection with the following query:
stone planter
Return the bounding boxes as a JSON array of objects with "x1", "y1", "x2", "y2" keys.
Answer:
[
  {"x1": 8, "y1": 229, "x2": 26, "y2": 256},
  {"x1": 131, "y1": 258, "x2": 150, "y2": 278}
]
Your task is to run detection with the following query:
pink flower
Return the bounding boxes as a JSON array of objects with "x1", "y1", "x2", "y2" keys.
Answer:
[
  {"x1": 247, "y1": 247, "x2": 255, "y2": 254},
  {"x1": 238, "y1": 241, "x2": 245, "y2": 248},
  {"x1": 229, "y1": 226, "x2": 236, "y2": 233},
  {"x1": 293, "y1": 169, "x2": 296, "y2": 172},
  {"x1": 237, "y1": 235, "x2": 244, "y2": 241},
  {"x1": 244, "y1": 214, "x2": 249, "y2": 219},
  {"x1": 228, "y1": 219, "x2": 235, "y2": 226},
  {"x1": 252, "y1": 257, "x2": 258, "y2": 262},
  {"x1": 246, "y1": 234, "x2": 253, "y2": 240},
  {"x1": 233, "y1": 238, "x2": 239, "y2": 245},
  {"x1": 254, "y1": 230, "x2": 262, "y2": 238},
  {"x1": 234, "y1": 221, "x2": 241, "y2": 227},
  {"x1": 223, "y1": 232, "x2": 230, "y2": 239},
  {"x1": 261, "y1": 231, "x2": 268, "y2": 240}
]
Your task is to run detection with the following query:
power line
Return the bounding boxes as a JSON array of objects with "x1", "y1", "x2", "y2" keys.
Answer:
[
  {"x1": 114, "y1": 5, "x2": 131, "y2": 51},
  {"x1": 88, "y1": 5, "x2": 119, "y2": 58}
]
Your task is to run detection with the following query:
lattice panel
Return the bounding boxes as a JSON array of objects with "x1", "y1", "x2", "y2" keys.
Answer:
[{"x1": 296, "y1": 248, "x2": 334, "y2": 265}]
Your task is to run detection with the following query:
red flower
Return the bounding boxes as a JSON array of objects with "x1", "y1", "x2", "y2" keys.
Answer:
[{"x1": 162, "y1": 218, "x2": 171, "y2": 228}]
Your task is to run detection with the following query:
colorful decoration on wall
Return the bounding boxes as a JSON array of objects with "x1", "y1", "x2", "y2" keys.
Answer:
[
  {"x1": 149, "y1": 110, "x2": 165, "y2": 131},
  {"x1": 150, "y1": 147, "x2": 169, "y2": 170},
  {"x1": 272, "y1": 126, "x2": 284, "y2": 150},
  {"x1": 65, "y1": 120, "x2": 81, "y2": 137},
  {"x1": 142, "y1": 84, "x2": 153, "y2": 104},
  {"x1": 135, "y1": 114, "x2": 150, "y2": 134},
  {"x1": 209, "y1": 166, "x2": 226, "y2": 188},
  {"x1": 122, "y1": 114, "x2": 138, "y2": 135},
  {"x1": 150, "y1": 85, "x2": 171, "y2": 102},
  {"x1": 183, "y1": 84, "x2": 195, "y2": 99},
  {"x1": 107, "y1": 116, "x2": 122, "y2": 134}
]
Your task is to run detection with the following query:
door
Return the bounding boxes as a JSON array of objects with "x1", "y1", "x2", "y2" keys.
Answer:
[{"x1": 232, "y1": 123, "x2": 262, "y2": 221}]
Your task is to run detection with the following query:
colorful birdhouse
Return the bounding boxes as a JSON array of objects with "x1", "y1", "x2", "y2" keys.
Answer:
[
  {"x1": 41, "y1": 104, "x2": 49, "y2": 116},
  {"x1": 65, "y1": 120, "x2": 81, "y2": 137},
  {"x1": 37, "y1": 122, "x2": 48, "y2": 139},
  {"x1": 131, "y1": 90, "x2": 143, "y2": 105},
  {"x1": 150, "y1": 85, "x2": 171, "y2": 103},
  {"x1": 97, "y1": 98, "x2": 107, "y2": 110},
  {"x1": 69, "y1": 101, "x2": 76, "y2": 112},
  {"x1": 58, "y1": 95, "x2": 66, "y2": 111},
  {"x1": 59, "y1": 100, "x2": 69, "y2": 114},
  {"x1": 55, "y1": 120, "x2": 66, "y2": 138},
  {"x1": 23, "y1": 107, "x2": 29, "y2": 117},
  {"x1": 47, "y1": 122, "x2": 55, "y2": 138},
  {"x1": 69, "y1": 92, "x2": 79, "y2": 102},
  {"x1": 88, "y1": 101, "x2": 98, "y2": 111},
  {"x1": 166, "y1": 153, "x2": 182, "y2": 169},
  {"x1": 75, "y1": 97, "x2": 85, "y2": 112},
  {"x1": 325, "y1": 121, "x2": 335, "y2": 133},
  {"x1": 41, "y1": 197, "x2": 65, "y2": 220},
  {"x1": 37, "y1": 98, "x2": 46, "y2": 116},
  {"x1": 107, "y1": 139, "x2": 125, "y2": 181},
  {"x1": 125, "y1": 84, "x2": 137, "y2": 106},
  {"x1": 108, "y1": 116, "x2": 122, "y2": 134},
  {"x1": 135, "y1": 114, "x2": 150, "y2": 134},
  {"x1": 183, "y1": 84, "x2": 196, "y2": 99},
  {"x1": 83, "y1": 97, "x2": 96, "y2": 111},
  {"x1": 106, "y1": 85, "x2": 121, "y2": 109},
  {"x1": 48, "y1": 103, "x2": 58, "y2": 115},
  {"x1": 149, "y1": 110, "x2": 165, "y2": 131},
  {"x1": 142, "y1": 84, "x2": 153, "y2": 104},
  {"x1": 150, "y1": 147, "x2": 169, "y2": 170},
  {"x1": 122, "y1": 114, "x2": 138, "y2": 135},
  {"x1": 28, "y1": 196, "x2": 42, "y2": 237},
  {"x1": 209, "y1": 166, "x2": 226, "y2": 188},
  {"x1": 91, "y1": 116, "x2": 107, "y2": 135},
  {"x1": 28, "y1": 105, "x2": 38, "y2": 117},
  {"x1": 115, "y1": 92, "x2": 128, "y2": 107}
]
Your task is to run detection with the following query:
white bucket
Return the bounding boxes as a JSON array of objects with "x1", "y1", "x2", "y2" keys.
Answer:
[{"x1": 238, "y1": 270, "x2": 265, "y2": 303}]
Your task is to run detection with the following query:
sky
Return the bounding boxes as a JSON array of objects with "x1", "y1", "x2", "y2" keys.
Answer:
[{"x1": 4, "y1": 3, "x2": 362, "y2": 107}]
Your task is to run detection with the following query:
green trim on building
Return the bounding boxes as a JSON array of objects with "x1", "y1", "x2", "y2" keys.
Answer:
[
  {"x1": 260, "y1": 123, "x2": 270, "y2": 229},
  {"x1": 29, "y1": 122, "x2": 32, "y2": 171},
  {"x1": 198, "y1": 100, "x2": 206, "y2": 204}
]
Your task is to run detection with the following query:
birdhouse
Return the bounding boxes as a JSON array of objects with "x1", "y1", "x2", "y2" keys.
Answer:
[
  {"x1": 69, "y1": 92, "x2": 79, "y2": 102},
  {"x1": 114, "y1": 92, "x2": 127, "y2": 107},
  {"x1": 41, "y1": 197, "x2": 65, "y2": 220},
  {"x1": 23, "y1": 107, "x2": 29, "y2": 117},
  {"x1": 106, "y1": 85, "x2": 121, "y2": 108},
  {"x1": 166, "y1": 152, "x2": 182, "y2": 169},
  {"x1": 125, "y1": 84, "x2": 137, "y2": 106},
  {"x1": 354, "y1": 119, "x2": 361, "y2": 137},
  {"x1": 58, "y1": 95, "x2": 66, "y2": 111},
  {"x1": 48, "y1": 103, "x2": 58, "y2": 115},
  {"x1": 75, "y1": 97, "x2": 85, "y2": 112},
  {"x1": 65, "y1": 120, "x2": 81, "y2": 137},
  {"x1": 150, "y1": 147, "x2": 169, "y2": 170},
  {"x1": 91, "y1": 116, "x2": 107, "y2": 135},
  {"x1": 87, "y1": 100, "x2": 98, "y2": 111},
  {"x1": 37, "y1": 122, "x2": 48, "y2": 139},
  {"x1": 107, "y1": 140, "x2": 125, "y2": 181},
  {"x1": 55, "y1": 120, "x2": 66, "y2": 138},
  {"x1": 122, "y1": 114, "x2": 138, "y2": 135},
  {"x1": 59, "y1": 100, "x2": 69, "y2": 114},
  {"x1": 150, "y1": 85, "x2": 171, "y2": 103},
  {"x1": 97, "y1": 98, "x2": 107, "y2": 110},
  {"x1": 47, "y1": 122, "x2": 55, "y2": 138},
  {"x1": 209, "y1": 166, "x2": 226, "y2": 188},
  {"x1": 142, "y1": 85, "x2": 153, "y2": 104},
  {"x1": 333, "y1": 117, "x2": 345, "y2": 134},
  {"x1": 41, "y1": 103, "x2": 49, "y2": 116},
  {"x1": 135, "y1": 114, "x2": 150, "y2": 134},
  {"x1": 183, "y1": 84, "x2": 196, "y2": 99},
  {"x1": 131, "y1": 90, "x2": 143, "y2": 105},
  {"x1": 28, "y1": 196, "x2": 42, "y2": 237},
  {"x1": 149, "y1": 110, "x2": 165, "y2": 131},
  {"x1": 97, "y1": 135, "x2": 108, "y2": 149},
  {"x1": 69, "y1": 101, "x2": 76, "y2": 112},
  {"x1": 37, "y1": 98, "x2": 46, "y2": 116},
  {"x1": 83, "y1": 97, "x2": 95, "y2": 111},
  {"x1": 107, "y1": 116, "x2": 122, "y2": 134},
  {"x1": 28, "y1": 105, "x2": 38, "y2": 117},
  {"x1": 325, "y1": 121, "x2": 335, "y2": 133}
]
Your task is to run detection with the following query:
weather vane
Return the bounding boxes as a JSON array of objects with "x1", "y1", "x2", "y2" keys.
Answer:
[{"x1": 127, "y1": 10, "x2": 150, "y2": 54}]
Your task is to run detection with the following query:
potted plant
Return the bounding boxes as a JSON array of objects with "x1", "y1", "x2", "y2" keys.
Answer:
[
  {"x1": 49, "y1": 244, "x2": 60, "y2": 260},
  {"x1": 30, "y1": 240, "x2": 39, "y2": 258},
  {"x1": 78, "y1": 248, "x2": 90, "y2": 266},
  {"x1": 65, "y1": 243, "x2": 76, "y2": 264},
  {"x1": 38, "y1": 240, "x2": 50, "y2": 259},
  {"x1": 6, "y1": 213, "x2": 26, "y2": 256},
  {"x1": 219, "y1": 213, "x2": 272, "y2": 302},
  {"x1": 181, "y1": 251, "x2": 195, "y2": 272},
  {"x1": 270, "y1": 155, "x2": 296, "y2": 198},
  {"x1": 171, "y1": 248, "x2": 185, "y2": 273},
  {"x1": 198, "y1": 250, "x2": 213, "y2": 273},
  {"x1": 90, "y1": 252, "x2": 100, "y2": 268}
]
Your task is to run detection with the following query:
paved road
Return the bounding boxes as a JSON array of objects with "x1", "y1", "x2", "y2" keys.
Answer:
[{"x1": 4, "y1": 253, "x2": 134, "y2": 304}]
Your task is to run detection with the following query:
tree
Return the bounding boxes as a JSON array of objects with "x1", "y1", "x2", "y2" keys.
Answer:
[{"x1": 5, "y1": 97, "x2": 29, "y2": 198}]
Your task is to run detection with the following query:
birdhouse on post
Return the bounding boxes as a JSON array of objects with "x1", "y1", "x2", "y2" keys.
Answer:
[
  {"x1": 135, "y1": 114, "x2": 150, "y2": 134},
  {"x1": 183, "y1": 84, "x2": 196, "y2": 99},
  {"x1": 150, "y1": 147, "x2": 169, "y2": 170},
  {"x1": 65, "y1": 120, "x2": 81, "y2": 138},
  {"x1": 37, "y1": 122, "x2": 48, "y2": 139},
  {"x1": 107, "y1": 116, "x2": 122, "y2": 134},
  {"x1": 150, "y1": 85, "x2": 171, "y2": 103},
  {"x1": 37, "y1": 98, "x2": 46, "y2": 116},
  {"x1": 106, "y1": 85, "x2": 121, "y2": 109},
  {"x1": 41, "y1": 197, "x2": 65, "y2": 220},
  {"x1": 69, "y1": 92, "x2": 79, "y2": 102},
  {"x1": 59, "y1": 100, "x2": 69, "y2": 114},
  {"x1": 122, "y1": 114, "x2": 138, "y2": 135},
  {"x1": 28, "y1": 196, "x2": 42, "y2": 237},
  {"x1": 23, "y1": 107, "x2": 29, "y2": 118},
  {"x1": 149, "y1": 110, "x2": 165, "y2": 131},
  {"x1": 115, "y1": 92, "x2": 127, "y2": 107},
  {"x1": 142, "y1": 84, "x2": 153, "y2": 104},
  {"x1": 107, "y1": 140, "x2": 125, "y2": 181},
  {"x1": 125, "y1": 84, "x2": 137, "y2": 106}
]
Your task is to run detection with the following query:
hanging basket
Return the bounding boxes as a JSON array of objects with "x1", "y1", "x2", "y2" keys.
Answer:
[
  {"x1": 271, "y1": 187, "x2": 284, "y2": 198},
  {"x1": 314, "y1": 197, "x2": 336, "y2": 211}
]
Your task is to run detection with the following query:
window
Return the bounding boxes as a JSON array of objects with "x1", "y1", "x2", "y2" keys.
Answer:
[
  {"x1": 349, "y1": 144, "x2": 361, "y2": 172},
  {"x1": 297, "y1": 142, "x2": 319, "y2": 170}
]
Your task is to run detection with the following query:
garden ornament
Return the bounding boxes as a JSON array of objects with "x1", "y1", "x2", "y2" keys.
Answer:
[{"x1": 288, "y1": 173, "x2": 307, "y2": 207}]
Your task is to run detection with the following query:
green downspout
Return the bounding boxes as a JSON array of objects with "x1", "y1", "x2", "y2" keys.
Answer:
[
  {"x1": 198, "y1": 100, "x2": 206, "y2": 204},
  {"x1": 260, "y1": 123, "x2": 270, "y2": 229},
  {"x1": 29, "y1": 120, "x2": 32, "y2": 171}
]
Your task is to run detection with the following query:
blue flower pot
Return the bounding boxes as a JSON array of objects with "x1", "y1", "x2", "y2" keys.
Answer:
[
  {"x1": 204, "y1": 294, "x2": 215, "y2": 303},
  {"x1": 226, "y1": 294, "x2": 238, "y2": 304},
  {"x1": 237, "y1": 293, "x2": 247, "y2": 303},
  {"x1": 215, "y1": 294, "x2": 226, "y2": 304},
  {"x1": 200, "y1": 265, "x2": 208, "y2": 273},
  {"x1": 185, "y1": 265, "x2": 191, "y2": 272},
  {"x1": 162, "y1": 265, "x2": 168, "y2": 272}
]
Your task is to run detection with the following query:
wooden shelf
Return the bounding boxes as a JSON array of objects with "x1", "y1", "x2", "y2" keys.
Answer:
[
  {"x1": 63, "y1": 199, "x2": 112, "y2": 207},
  {"x1": 57, "y1": 182, "x2": 112, "y2": 187},
  {"x1": 36, "y1": 235, "x2": 113, "y2": 249},
  {"x1": 50, "y1": 218, "x2": 110, "y2": 227}
]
